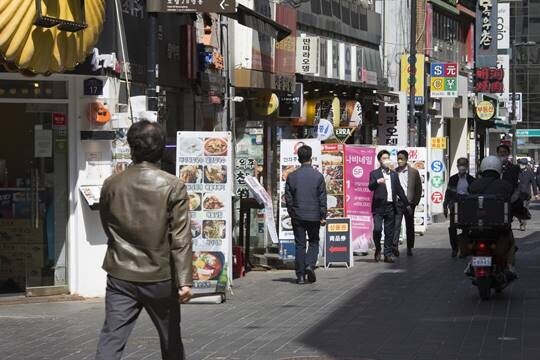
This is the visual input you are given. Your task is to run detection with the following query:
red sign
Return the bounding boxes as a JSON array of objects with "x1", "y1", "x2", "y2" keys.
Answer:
[
  {"x1": 274, "y1": 5, "x2": 297, "y2": 75},
  {"x1": 52, "y1": 113, "x2": 66, "y2": 127},
  {"x1": 475, "y1": 67, "x2": 504, "y2": 93},
  {"x1": 431, "y1": 192, "x2": 444, "y2": 204},
  {"x1": 329, "y1": 246, "x2": 348, "y2": 253}
]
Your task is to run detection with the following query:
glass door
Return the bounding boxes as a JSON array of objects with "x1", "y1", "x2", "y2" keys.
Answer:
[{"x1": 0, "y1": 102, "x2": 68, "y2": 294}]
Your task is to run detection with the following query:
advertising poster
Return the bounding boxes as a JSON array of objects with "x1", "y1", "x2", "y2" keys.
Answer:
[
  {"x1": 344, "y1": 145, "x2": 376, "y2": 253},
  {"x1": 176, "y1": 132, "x2": 232, "y2": 295},
  {"x1": 322, "y1": 144, "x2": 345, "y2": 219},
  {"x1": 376, "y1": 146, "x2": 428, "y2": 234},
  {"x1": 324, "y1": 217, "x2": 353, "y2": 268},
  {"x1": 279, "y1": 139, "x2": 322, "y2": 259}
]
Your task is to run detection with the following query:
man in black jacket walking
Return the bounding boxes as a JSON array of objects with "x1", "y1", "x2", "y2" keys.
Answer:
[
  {"x1": 285, "y1": 145, "x2": 327, "y2": 284},
  {"x1": 368, "y1": 150, "x2": 410, "y2": 263},
  {"x1": 443, "y1": 158, "x2": 475, "y2": 257},
  {"x1": 517, "y1": 158, "x2": 538, "y2": 231}
]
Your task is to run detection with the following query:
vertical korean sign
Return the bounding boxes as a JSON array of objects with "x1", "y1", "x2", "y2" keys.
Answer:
[
  {"x1": 476, "y1": 0, "x2": 498, "y2": 68},
  {"x1": 344, "y1": 146, "x2": 376, "y2": 253},
  {"x1": 430, "y1": 63, "x2": 458, "y2": 98},
  {"x1": 279, "y1": 139, "x2": 322, "y2": 259},
  {"x1": 177, "y1": 132, "x2": 232, "y2": 295},
  {"x1": 378, "y1": 103, "x2": 399, "y2": 145}
]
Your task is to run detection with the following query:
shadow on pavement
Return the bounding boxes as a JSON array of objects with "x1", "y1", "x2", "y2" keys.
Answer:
[{"x1": 296, "y1": 243, "x2": 536, "y2": 359}]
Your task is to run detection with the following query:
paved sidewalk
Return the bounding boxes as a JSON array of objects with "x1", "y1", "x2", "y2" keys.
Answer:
[{"x1": 2, "y1": 209, "x2": 540, "y2": 360}]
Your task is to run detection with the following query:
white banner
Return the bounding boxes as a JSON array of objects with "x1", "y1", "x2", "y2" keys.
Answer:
[
  {"x1": 176, "y1": 132, "x2": 232, "y2": 295},
  {"x1": 245, "y1": 175, "x2": 279, "y2": 244},
  {"x1": 279, "y1": 139, "x2": 322, "y2": 259},
  {"x1": 498, "y1": 3, "x2": 510, "y2": 50},
  {"x1": 497, "y1": 54, "x2": 510, "y2": 101},
  {"x1": 296, "y1": 36, "x2": 319, "y2": 74}
]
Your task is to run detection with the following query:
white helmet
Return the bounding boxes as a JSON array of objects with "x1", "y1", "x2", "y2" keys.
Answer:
[{"x1": 480, "y1": 155, "x2": 503, "y2": 174}]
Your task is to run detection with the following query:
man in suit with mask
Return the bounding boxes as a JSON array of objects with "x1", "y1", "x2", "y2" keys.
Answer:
[{"x1": 368, "y1": 150, "x2": 410, "y2": 263}]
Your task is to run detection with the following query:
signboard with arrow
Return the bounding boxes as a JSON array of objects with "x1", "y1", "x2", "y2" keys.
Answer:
[
  {"x1": 147, "y1": 0, "x2": 237, "y2": 13},
  {"x1": 324, "y1": 218, "x2": 353, "y2": 268}
]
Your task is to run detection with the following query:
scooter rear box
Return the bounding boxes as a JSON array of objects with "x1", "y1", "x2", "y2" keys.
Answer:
[{"x1": 452, "y1": 196, "x2": 511, "y2": 227}]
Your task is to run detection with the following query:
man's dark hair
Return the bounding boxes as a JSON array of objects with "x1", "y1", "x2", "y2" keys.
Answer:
[
  {"x1": 497, "y1": 144, "x2": 510, "y2": 154},
  {"x1": 457, "y1": 157, "x2": 469, "y2": 165},
  {"x1": 397, "y1": 150, "x2": 409, "y2": 159},
  {"x1": 297, "y1": 145, "x2": 312, "y2": 163},
  {"x1": 377, "y1": 149, "x2": 390, "y2": 161},
  {"x1": 127, "y1": 120, "x2": 165, "y2": 163}
]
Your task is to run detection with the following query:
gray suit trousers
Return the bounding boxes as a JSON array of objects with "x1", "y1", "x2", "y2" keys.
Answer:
[{"x1": 95, "y1": 275, "x2": 185, "y2": 360}]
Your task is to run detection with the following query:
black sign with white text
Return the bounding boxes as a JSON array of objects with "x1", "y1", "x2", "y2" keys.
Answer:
[{"x1": 324, "y1": 217, "x2": 352, "y2": 267}]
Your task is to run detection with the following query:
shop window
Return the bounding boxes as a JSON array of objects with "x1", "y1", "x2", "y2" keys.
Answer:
[
  {"x1": 311, "y1": 0, "x2": 322, "y2": 14},
  {"x1": 332, "y1": 0, "x2": 341, "y2": 19},
  {"x1": 0, "y1": 80, "x2": 67, "y2": 99},
  {"x1": 351, "y1": 3, "x2": 359, "y2": 29},
  {"x1": 359, "y1": 8, "x2": 368, "y2": 31},
  {"x1": 341, "y1": 1, "x2": 351, "y2": 25},
  {"x1": 322, "y1": 0, "x2": 332, "y2": 16}
]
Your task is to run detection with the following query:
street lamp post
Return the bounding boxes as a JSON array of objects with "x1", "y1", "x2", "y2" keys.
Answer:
[{"x1": 511, "y1": 41, "x2": 536, "y2": 160}]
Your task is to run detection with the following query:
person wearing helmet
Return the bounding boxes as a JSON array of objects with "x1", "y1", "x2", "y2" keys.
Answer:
[
  {"x1": 468, "y1": 156, "x2": 516, "y2": 277},
  {"x1": 517, "y1": 158, "x2": 539, "y2": 231}
]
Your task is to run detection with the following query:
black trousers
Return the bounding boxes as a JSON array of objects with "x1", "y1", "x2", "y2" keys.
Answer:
[
  {"x1": 292, "y1": 219, "x2": 320, "y2": 277},
  {"x1": 393, "y1": 205, "x2": 416, "y2": 249},
  {"x1": 448, "y1": 225, "x2": 459, "y2": 251},
  {"x1": 95, "y1": 275, "x2": 184, "y2": 360},
  {"x1": 373, "y1": 202, "x2": 396, "y2": 257}
]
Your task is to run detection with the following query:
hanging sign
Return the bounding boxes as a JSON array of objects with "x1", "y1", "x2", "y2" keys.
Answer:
[
  {"x1": 278, "y1": 83, "x2": 303, "y2": 118},
  {"x1": 296, "y1": 36, "x2": 320, "y2": 74},
  {"x1": 317, "y1": 119, "x2": 334, "y2": 141},
  {"x1": 431, "y1": 137, "x2": 447, "y2": 149},
  {"x1": 476, "y1": 0, "x2": 498, "y2": 67},
  {"x1": 476, "y1": 100, "x2": 496, "y2": 120},
  {"x1": 324, "y1": 218, "x2": 353, "y2": 268},
  {"x1": 334, "y1": 127, "x2": 354, "y2": 143},
  {"x1": 176, "y1": 132, "x2": 233, "y2": 295},
  {"x1": 430, "y1": 63, "x2": 458, "y2": 98}
]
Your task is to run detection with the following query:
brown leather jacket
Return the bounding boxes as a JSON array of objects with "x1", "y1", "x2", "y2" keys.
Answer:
[{"x1": 99, "y1": 162, "x2": 193, "y2": 288}]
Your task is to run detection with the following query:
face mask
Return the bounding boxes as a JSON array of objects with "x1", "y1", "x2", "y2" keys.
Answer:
[
  {"x1": 382, "y1": 160, "x2": 392, "y2": 169},
  {"x1": 520, "y1": 164, "x2": 527, "y2": 170},
  {"x1": 457, "y1": 166, "x2": 467, "y2": 174}
]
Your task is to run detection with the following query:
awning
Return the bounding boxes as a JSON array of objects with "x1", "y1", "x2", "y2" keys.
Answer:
[
  {"x1": 227, "y1": 4, "x2": 291, "y2": 41},
  {"x1": 429, "y1": 0, "x2": 460, "y2": 15}
]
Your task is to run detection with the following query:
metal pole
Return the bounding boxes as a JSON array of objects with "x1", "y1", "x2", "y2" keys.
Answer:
[
  {"x1": 409, "y1": 0, "x2": 417, "y2": 145},
  {"x1": 511, "y1": 41, "x2": 517, "y2": 160},
  {"x1": 146, "y1": 11, "x2": 158, "y2": 112}
]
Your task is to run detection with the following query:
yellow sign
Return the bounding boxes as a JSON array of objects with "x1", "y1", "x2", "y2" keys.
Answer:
[
  {"x1": 476, "y1": 101, "x2": 495, "y2": 120},
  {"x1": 431, "y1": 137, "x2": 447, "y2": 149},
  {"x1": 0, "y1": 0, "x2": 106, "y2": 75},
  {"x1": 331, "y1": 97, "x2": 340, "y2": 128},
  {"x1": 252, "y1": 93, "x2": 279, "y2": 116},
  {"x1": 328, "y1": 223, "x2": 349, "y2": 232},
  {"x1": 400, "y1": 54, "x2": 425, "y2": 102}
]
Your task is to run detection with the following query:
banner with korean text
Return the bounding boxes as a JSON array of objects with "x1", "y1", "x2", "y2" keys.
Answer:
[
  {"x1": 279, "y1": 139, "x2": 322, "y2": 259},
  {"x1": 176, "y1": 132, "x2": 232, "y2": 295}
]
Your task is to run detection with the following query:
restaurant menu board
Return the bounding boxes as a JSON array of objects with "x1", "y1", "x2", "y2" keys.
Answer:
[
  {"x1": 376, "y1": 146, "x2": 427, "y2": 234},
  {"x1": 344, "y1": 146, "x2": 376, "y2": 253},
  {"x1": 279, "y1": 139, "x2": 322, "y2": 259},
  {"x1": 176, "y1": 132, "x2": 232, "y2": 295},
  {"x1": 322, "y1": 144, "x2": 345, "y2": 219}
]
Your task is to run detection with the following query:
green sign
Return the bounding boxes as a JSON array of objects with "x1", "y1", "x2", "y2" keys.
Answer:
[
  {"x1": 516, "y1": 129, "x2": 540, "y2": 137},
  {"x1": 431, "y1": 175, "x2": 444, "y2": 188}
]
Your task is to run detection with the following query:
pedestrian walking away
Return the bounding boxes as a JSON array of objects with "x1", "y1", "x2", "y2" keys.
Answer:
[
  {"x1": 284, "y1": 145, "x2": 327, "y2": 284},
  {"x1": 95, "y1": 120, "x2": 193, "y2": 360},
  {"x1": 393, "y1": 150, "x2": 422, "y2": 257},
  {"x1": 369, "y1": 150, "x2": 410, "y2": 263},
  {"x1": 443, "y1": 158, "x2": 475, "y2": 258},
  {"x1": 517, "y1": 157, "x2": 539, "y2": 231}
]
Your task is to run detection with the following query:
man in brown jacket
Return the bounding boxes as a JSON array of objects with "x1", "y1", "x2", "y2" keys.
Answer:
[
  {"x1": 95, "y1": 120, "x2": 192, "y2": 360},
  {"x1": 393, "y1": 150, "x2": 422, "y2": 256}
]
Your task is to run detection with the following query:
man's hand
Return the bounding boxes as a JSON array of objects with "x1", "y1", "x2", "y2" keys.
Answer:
[
  {"x1": 178, "y1": 286, "x2": 192, "y2": 303},
  {"x1": 536, "y1": 194, "x2": 540, "y2": 201},
  {"x1": 443, "y1": 208, "x2": 448, "y2": 218},
  {"x1": 377, "y1": 177, "x2": 385, "y2": 184},
  {"x1": 320, "y1": 219, "x2": 327, "y2": 226},
  {"x1": 406, "y1": 206, "x2": 413, "y2": 215}
]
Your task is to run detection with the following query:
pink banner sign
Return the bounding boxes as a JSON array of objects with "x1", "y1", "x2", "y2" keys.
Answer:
[{"x1": 344, "y1": 146, "x2": 376, "y2": 253}]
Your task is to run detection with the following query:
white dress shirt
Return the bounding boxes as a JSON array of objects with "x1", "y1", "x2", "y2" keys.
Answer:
[
  {"x1": 397, "y1": 166, "x2": 408, "y2": 195},
  {"x1": 383, "y1": 170, "x2": 393, "y2": 202}
]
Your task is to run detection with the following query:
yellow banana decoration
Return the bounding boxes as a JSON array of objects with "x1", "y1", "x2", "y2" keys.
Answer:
[{"x1": 0, "y1": 0, "x2": 106, "y2": 75}]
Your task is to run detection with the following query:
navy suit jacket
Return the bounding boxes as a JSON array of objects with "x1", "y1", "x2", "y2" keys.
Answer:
[
  {"x1": 285, "y1": 164, "x2": 327, "y2": 222},
  {"x1": 368, "y1": 168, "x2": 409, "y2": 214}
]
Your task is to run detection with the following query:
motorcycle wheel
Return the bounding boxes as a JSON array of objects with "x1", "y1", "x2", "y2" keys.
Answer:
[{"x1": 477, "y1": 277, "x2": 492, "y2": 300}]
